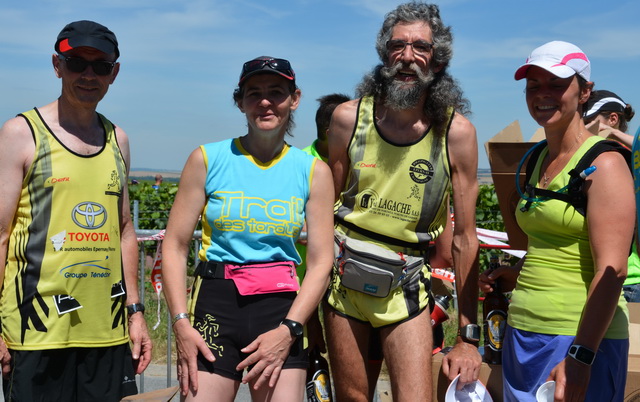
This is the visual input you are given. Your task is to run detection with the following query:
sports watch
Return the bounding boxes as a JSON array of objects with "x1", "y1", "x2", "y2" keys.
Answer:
[
  {"x1": 281, "y1": 319, "x2": 304, "y2": 338},
  {"x1": 458, "y1": 324, "x2": 480, "y2": 343},
  {"x1": 568, "y1": 344, "x2": 595, "y2": 365},
  {"x1": 126, "y1": 303, "x2": 145, "y2": 315}
]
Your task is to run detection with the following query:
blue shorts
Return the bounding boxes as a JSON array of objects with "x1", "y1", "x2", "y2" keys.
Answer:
[{"x1": 503, "y1": 325, "x2": 628, "y2": 401}]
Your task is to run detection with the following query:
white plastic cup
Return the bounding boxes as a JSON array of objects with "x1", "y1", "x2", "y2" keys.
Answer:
[{"x1": 536, "y1": 381, "x2": 556, "y2": 402}]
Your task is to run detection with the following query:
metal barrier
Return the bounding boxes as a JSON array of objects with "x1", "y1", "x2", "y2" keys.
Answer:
[{"x1": 135, "y1": 228, "x2": 202, "y2": 391}]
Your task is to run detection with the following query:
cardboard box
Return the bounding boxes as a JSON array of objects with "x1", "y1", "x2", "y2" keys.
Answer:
[
  {"x1": 625, "y1": 302, "x2": 640, "y2": 401},
  {"x1": 120, "y1": 386, "x2": 179, "y2": 402},
  {"x1": 484, "y1": 121, "x2": 537, "y2": 251}
]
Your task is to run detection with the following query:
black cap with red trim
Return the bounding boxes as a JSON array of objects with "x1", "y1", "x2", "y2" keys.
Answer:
[{"x1": 55, "y1": 20, "x2": 119, "y2": 59}]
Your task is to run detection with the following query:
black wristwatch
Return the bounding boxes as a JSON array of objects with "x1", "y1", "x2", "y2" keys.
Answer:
[
  {"x1": 568, "y1": 344, "x2": 595, "y2": 365},
  {"x1": 281, "y1": 319, "x2": 303, "y2": 338},
  {"x1": 126, "y1": 303, "x2": 145, "y2": 316},
  {"x1": 458, "y1": 324, "x2": 480, "y2": 343}
]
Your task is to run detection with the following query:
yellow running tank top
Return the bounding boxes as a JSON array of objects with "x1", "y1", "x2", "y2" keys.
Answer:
[
  {"x1": 2, "y1": 108, "x2": 129, "y2": 350},
  {"x1": 335, "y1": 96, "x2": 452, "y2": 248}
]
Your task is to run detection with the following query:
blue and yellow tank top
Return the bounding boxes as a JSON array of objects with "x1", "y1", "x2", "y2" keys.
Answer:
[
  {"x1": 2, "y1": 108, "x2": 129, "y2": 350},
  {"x1": 334, "y1": 96, "x2": 452, "y2": 248},
  {"x1": 198, "y1": 138, "x2": 316, "y2": 264}
]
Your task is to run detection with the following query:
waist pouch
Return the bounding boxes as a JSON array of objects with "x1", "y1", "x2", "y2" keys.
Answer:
[
  {"x1": 195, "y1": 260, "x2": 299, "y2": 296},
  {"x1": 334, "y1": 231, "x2": 424, "y2": 298}
]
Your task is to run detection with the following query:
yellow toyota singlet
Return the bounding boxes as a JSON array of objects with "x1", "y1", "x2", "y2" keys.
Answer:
[
  {"x1": 2, "y1": 108, "x2": 129, "y2": 350},
  {"x1": 334, "y1": 96, "x2": 453, "y2": 248}
]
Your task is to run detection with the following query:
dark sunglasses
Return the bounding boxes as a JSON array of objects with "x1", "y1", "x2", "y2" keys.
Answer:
[
  {"x1": 58, "y1": 55, "x2": 116, "y2": 76},
  {"x1": 240, "y1": 58, "x2": 294, "y2": 82}
]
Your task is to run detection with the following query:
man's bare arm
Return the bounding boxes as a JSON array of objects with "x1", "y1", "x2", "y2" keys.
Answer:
[{"x1": 441, "y1": 113, "x2": 482, "y2": 384}]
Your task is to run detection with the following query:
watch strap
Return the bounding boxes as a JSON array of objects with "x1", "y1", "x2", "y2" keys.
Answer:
[
  {"x1": 458, "y1": 324, "x2": 480, "y2": 343},
  {"x1": 280, "y1": 319, "x2": 303, "y2": 338},
  {"x1": 568, "y1": 344, "x2": 595, "y2": 365},
  {"x1": 126, "y1": 303, "x2": 145, "y2": 315}
]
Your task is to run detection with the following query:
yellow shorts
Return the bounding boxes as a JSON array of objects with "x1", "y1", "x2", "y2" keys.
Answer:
[{"x1": 325, "y1": 262, "x2": 431, "y2": 328}]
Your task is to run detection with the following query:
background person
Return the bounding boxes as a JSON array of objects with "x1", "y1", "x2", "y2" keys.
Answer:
[
  {"x1": 0, "y1": 20, "x2": 151, "y2": 401},
  {"x1": 583, "y1": 89, "x2": 639, "y2": 303},
  {"x1": 152, "y1": 173, "x2": 163, "y2": 190},
  {"x1": 481, "y1": 40, "x2": 632, "y2": 401},
  {"x1": 303, "y1": 93, "x2": 351, "y2": 162},
  {"x1": 296, "y1": 93, "x2": 350, "y2": 356},
  {"x1": 583, "y1": 89, "x2": 635, "y2": 148},
  {"x1": 325, "y1": 3, "x2": 482, "y2": 401},
  {"x1": 161, "y1": 56, "x2": 334, "y2": 402}
]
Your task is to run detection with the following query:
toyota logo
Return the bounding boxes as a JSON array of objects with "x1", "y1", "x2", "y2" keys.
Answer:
[{"x1": 72, "y1": 202, "x2": 107, "y2": 229}]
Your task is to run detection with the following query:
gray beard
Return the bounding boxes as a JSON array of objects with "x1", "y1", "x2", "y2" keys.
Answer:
[{"x1": 380, "y1": 63, "x2": 434, "y2": 110}]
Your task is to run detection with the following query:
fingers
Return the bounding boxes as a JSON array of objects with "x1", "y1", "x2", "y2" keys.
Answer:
[
  {"x1": 442, "y1": 342, "x2": 482, "y2": 386},
  {"x1": 135, "y1": 339, "x2": 152, "y2": 374},
  {"x1": 0, "y1": 349, "x2": 11, "y2": 378},
  {"x1": 198, "y1": 342, "x2": 216, "y2": 363},
  {"x1": 242, "y1": 361, "x2": 284, "y2": 390}
]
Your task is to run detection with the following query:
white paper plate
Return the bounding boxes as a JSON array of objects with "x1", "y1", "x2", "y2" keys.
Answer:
[{"x1": 445, "y1": 374, "x2": 494, "y2": 402}]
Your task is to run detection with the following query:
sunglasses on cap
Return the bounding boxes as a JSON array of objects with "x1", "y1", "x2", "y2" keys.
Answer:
[
  {"x1": 239, "y1": 58, "x2": 295, "y2": 84},
  {"x1": 58, "y1": 55, "x2": 116, "y2": 76}
]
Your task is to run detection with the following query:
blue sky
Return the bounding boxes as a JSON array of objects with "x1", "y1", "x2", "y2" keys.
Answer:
[{"x1": 2, "y1": 0, "x2": 639, "y2": 171}]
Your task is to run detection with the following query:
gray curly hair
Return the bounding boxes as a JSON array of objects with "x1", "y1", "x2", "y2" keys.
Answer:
[{"x1": 357, "y1": 2, "x2": 470, "y2": 137}]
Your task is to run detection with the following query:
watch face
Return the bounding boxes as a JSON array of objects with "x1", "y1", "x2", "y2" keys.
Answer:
[
  {"x1": 127, "y1": 303, "x2": 145, "y2": 315},
  {"x1": 463, "y1": 324, "x2": 480, "y2": 342},
  {"x1": 570, "y1": 345, "x2": 595, "y2": 364},
  {"x1": 576, "y1": 348, "x2": 593, "y2": 362},
  {"x1": 283, "y1": 319, "x2": 303, "y2": 337}
]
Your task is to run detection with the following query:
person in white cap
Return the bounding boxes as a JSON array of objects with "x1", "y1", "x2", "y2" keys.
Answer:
[
  {"x1": 481, "y1": 40, "x2": 633, "y2": 401},
  {"x1": 0, "y1": 20, "x2": 151, "y2": 401},
  {"x1": 583, "y1": 89, "x2": 636, "y2": 147},
  {"x1": 583, "y1": 90, "x2": 640, "y2": 305}
]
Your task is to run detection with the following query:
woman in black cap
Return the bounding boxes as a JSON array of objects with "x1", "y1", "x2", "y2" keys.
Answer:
[{"x1": 162, "y1": 57, "x2": 334, "y2": 401}]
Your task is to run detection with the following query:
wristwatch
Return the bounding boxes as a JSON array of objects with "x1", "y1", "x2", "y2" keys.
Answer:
[
  {"x1": 280, "y1": 319, "x2": 304, "y2": 338},
  {"x1": 568, "y1": 344, "x2": 595, "y2": 365},
  {"x1": 126, "y1": 303, "x2": 145, "y2": 316},
  {"x1": 458, "y1": 324, "x2": 480, "y2": 343}
]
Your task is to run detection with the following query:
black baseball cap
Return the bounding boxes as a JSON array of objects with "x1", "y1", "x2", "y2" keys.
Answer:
[
  {"x1": 238, "y1": 56, "x2": 295, "y2": 86},
  {"x1": 55, "y1": 20, "x2": 119, "y2": 58}
]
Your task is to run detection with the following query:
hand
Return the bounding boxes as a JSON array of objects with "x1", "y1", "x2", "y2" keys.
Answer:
[
  {"x1": 173, "y1": 319, "x2": 216, "y2": 396},
  {"x1": 128, "y1": 313, "x2": 152, "y2": 374},
  {"x1": 478, "y1": 264, "x2": 519, "y2": 294},
  {"x1": 549, "y1": 357, "x2": 591, "y2": 402},
  {"x1": 441, "y1": 341, "x2": 482, "y2": 389},
  {"x1": 237, "y1": 325, "x2": 295, "y2": 389},
  {"x1": 0, "y1": 337, "x2": 11, "y2": 378}
]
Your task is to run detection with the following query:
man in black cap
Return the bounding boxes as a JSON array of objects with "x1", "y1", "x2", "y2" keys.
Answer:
[{"x1": 0, "y1": 20, "x2": 151, "y2": 401}]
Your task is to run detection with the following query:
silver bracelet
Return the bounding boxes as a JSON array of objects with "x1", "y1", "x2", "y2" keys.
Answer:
[{"x1": 172, "y1": 312, "x2": 190, "y2": 326}]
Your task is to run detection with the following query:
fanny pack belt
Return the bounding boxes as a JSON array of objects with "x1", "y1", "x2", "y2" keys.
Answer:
[{"x1": 194, "y1": 261, "x2": 226, "y2": 279}]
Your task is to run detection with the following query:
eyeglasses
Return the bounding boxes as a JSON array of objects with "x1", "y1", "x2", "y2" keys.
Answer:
[
  {"x1": 386, "y1": 39, "x2": 434, "y2": 56},
  {"x1": 240, "y1": 58, "x2": 295, "y2": 83},
  {"x1": 58, "y1": 55, "x2": 116, "y2": 76}
]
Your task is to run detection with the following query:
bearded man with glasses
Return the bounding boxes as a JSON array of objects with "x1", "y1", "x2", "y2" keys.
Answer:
[
  {"x1": 324, "y1": 2, "x2": 482, "y2": 400},
  {"x1": 0, "y1": 20, "x2": 151, "y2": 401}
]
